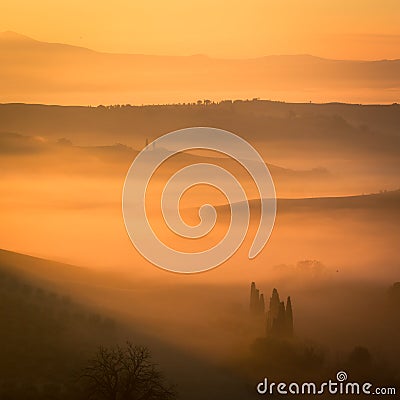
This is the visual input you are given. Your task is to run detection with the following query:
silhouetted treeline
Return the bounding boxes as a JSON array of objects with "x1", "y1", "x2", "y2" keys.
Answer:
[
  {"x1": 0, "y1": 101, "x2": 399, "y2": 156},
  {"x1": 236, "y1": 281, "x2": 400, "y2": 399}
]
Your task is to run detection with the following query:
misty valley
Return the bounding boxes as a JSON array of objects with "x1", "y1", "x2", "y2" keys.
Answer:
[{"x1": 0, "y1": 101, "x2": 399, "y2": 399}]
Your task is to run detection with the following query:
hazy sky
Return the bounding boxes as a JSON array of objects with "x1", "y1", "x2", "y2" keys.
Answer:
[{"x1": 1, "y1": 0, "x2": 399, "y2": 59}]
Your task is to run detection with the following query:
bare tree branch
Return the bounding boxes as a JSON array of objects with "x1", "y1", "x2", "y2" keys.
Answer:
[{"x1": 80, "y1": 342, "x2": 177, "y2": 400}]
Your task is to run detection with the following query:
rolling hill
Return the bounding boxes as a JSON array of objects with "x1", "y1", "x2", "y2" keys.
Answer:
[
  {"x1": 0, "y1": 249, "x2": 117, "y2": 399},
  {"x1": 215, "y1": 189, "x2": 400, "y2": 215}
]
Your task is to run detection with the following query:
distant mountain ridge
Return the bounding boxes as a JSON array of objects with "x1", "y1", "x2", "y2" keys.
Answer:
[
  {"x1": 1, "y1": 31, "x2": 397, "y2": 61},
  {"x1": 1, "y1": 31, "x2": 399, "y2": 105}
]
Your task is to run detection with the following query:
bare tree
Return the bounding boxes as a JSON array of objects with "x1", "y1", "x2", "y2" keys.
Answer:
[{"x1": 80, "y1": 342, "x2": 176, "y2": 400}]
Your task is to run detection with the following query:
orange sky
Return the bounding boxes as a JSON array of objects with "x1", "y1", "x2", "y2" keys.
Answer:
[{"x1": 1, "y1": 0, "x2": 399, "y2": 59}]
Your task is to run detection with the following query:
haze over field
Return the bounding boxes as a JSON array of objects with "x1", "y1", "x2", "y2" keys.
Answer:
[
  {"x1": 0, "y1": 31, "x2": 399, "y2": 104},
  {"x1": 0, "y1": 102, "x2": 399, "y2": 283}
]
